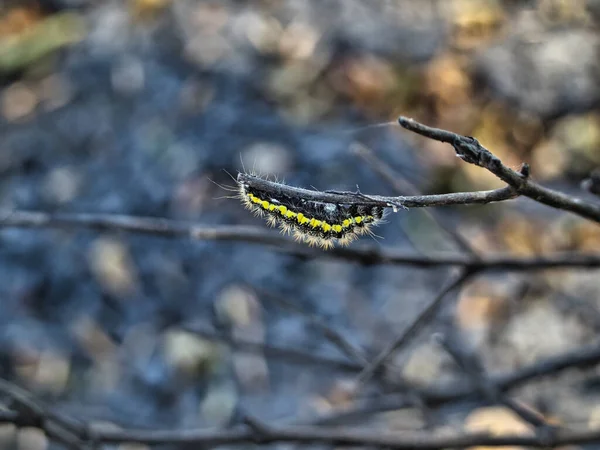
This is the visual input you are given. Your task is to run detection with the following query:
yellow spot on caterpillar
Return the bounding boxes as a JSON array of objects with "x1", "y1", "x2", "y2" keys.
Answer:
[
  {"x1": 269, "y1": 204, "x2": 276, "y2": 211},
  {"x1": 296, "y1": 213, "x2": 309, "y2": 225},
  {"x1": 355, "y1": 216, "x2": 363, "y2": 224},
  {"x1": 279, "y1": 205, "x2": 287, "y2": 214},
  {"x1": 286, "y1": 211, "x2": 296, "y2": 219},
  {"x1": 342, "y1": 219, "x2": 351, "y2": 228},
  {"x1": 332, "y1": 225, "x2": 342, "y2": 233},
  {"x1": 261, "y1": 200, "x2": 269, "y2": 209},
  {"x1": 322, "y1": 223, "x2": 331, "y2": 232}
]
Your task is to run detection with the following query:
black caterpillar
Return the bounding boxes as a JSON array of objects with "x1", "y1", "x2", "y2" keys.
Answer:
[{"x1": 237, "y1": 173, "x2": 385, "y2": 249}]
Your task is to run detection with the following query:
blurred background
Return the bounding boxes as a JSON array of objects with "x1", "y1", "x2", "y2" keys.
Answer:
[{"x1": 1, "y1": 0, "x2": 600, "y2": 447}]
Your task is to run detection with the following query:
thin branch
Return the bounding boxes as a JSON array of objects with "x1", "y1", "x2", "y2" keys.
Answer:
[
  {"x1": 0, "y1": 379, "x2": 85, "y2": 450},
  {"x1": 355, "y1": 269, "x2": 473, "y2": 388},
  {"x1": 237, "y1": 173, "x2": 517, "y2": 209},
  {"x1": 491, "y1": 342, "x2": 600, "y2": 390},
  {"x1": 305, "y1": 342, "x2": 600, "y2": 426},
  {"x1": 181, "y1": 324, "x2": 363, "y2": 372},
  {"x1": 0, "y1": 344, "x2": 600, "y2": 449},
  {"x1": 254, "y1": 287, "x2": 368, "y2": 365},
  {"x1": 581, "y1": 169, "x2": 600, "y2": 197},
  {"x1": 416, "y1": 339, "x2": 600, "y2": 406},
  {"x1": 8, "y1": 411, "x2": 600, "y2": 450},
  {"x1": 3, "y1": 210, "x2": 600, "y2": 269},
  {"x1": 87, "y1": 421, "x2": 600, "y2": 449},
  {"x1": 398, "y1": 116, "x2": 600, "y2": 224},
  {"x1": 555, "y1": 290, "x2": 600, "y2": 331},
  {"x1": 434, "y1": 334, "x2": 552, "y2": 429},
  {"x1": 351, "y1": 142, "x2": 478, "y2": 256}
]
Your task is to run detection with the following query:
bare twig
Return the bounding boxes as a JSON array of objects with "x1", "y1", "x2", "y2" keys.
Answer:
[
  {"x1": 424, "y1": 321, "x2": 600, "y2": 408},
  {"x1": 0, "y1": 379, "x2": 85, "y2": 450},
  {"x1": 181, "y1": 324, "x2": 363, "y2": 372},
  {"x1": 355, "y1": 269, "x2": 474, "y2": 388},
  {"x1": 581, "y1": 169, "x2": 600, "y2": 197},
  {"x1": 86, "y1": 422, "x2": 600, "y2": 449},
  {"x1": 398, "y1": 116, "x2": 600, "y2": 224},
  {"x1": 352, "y1": 142, "x2": 477, "y2": 256},
  {"x1": 307, "y1": 342, "x2": 600, "y2": 426},
  {"x1": 2, "y1": 210, "x2": 600, "y2": 269},
  {"x1": 0, "y1": 344, "x2": 599, "y2": 449},
  {"x1": 237, "y1": 172, "x2": 517, "y2": 209},
  {"x1": 555, "y1": 290, "x2": 600, "y2": 331},
  {"x1": 255, "y1": 287, "x2": 368, "y2": 365},
  {"x1": 434, "y1": 334, "x2": 552, "y2": 429}
]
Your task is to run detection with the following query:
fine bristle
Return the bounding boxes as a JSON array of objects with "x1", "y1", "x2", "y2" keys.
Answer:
[{"x1": 236, "y1": 172, "x2": 386, "y2": 249}]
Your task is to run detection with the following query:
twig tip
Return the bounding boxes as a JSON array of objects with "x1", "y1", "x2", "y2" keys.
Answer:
[{"x1": 397, "y1": 116, "x2": 413, "y2": 128}]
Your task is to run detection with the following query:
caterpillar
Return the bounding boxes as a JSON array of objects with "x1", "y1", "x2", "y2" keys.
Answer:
[{"x1": 236, "y1": 173, "x2": 387, "y2": 249}]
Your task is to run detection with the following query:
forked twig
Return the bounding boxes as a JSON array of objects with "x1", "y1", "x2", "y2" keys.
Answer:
[
  {"x1": 355, "y1": 269, "x2": 474, "y2": 388},
  {"x1": 398, "y1": 116, "x2": 600, "y2": 224}
]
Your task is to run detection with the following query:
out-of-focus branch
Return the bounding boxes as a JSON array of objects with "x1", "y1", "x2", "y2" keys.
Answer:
[
  {"x1": 254, "y1": 287, "x2": 368, "y2": 365},
  {"x1": 1, "y1": 343, "x2": 600, "y2": 448},
  {"x1": 435, "y1": 334, "x2": 552, "y2": 429},
  {"x1": 90, "y1": 421, "x2": 600, "y2": 449},
  {"x1": 0, "y1": 379, "x2": 85, "y2": 450},
  {"x1": 182, "y1": 324, "x2": 363, "y2": 372},
  {"x1": 308, "y1": 341, "x2": 600, "y2": 426},
  {"x1": 2, "y1": 210, "x2": 600, "y2": 269},
  {"x1": 355, "y1": 269, "x2": 473, "y2": 388},
  {"x1": 398, "y1": 116, "x2": 600, "y2": 224}
]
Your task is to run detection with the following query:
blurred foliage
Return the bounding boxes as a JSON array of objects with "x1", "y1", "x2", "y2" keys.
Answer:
[{"x1": 0, "y1": 8, "x2": 84, "y2": 74}]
